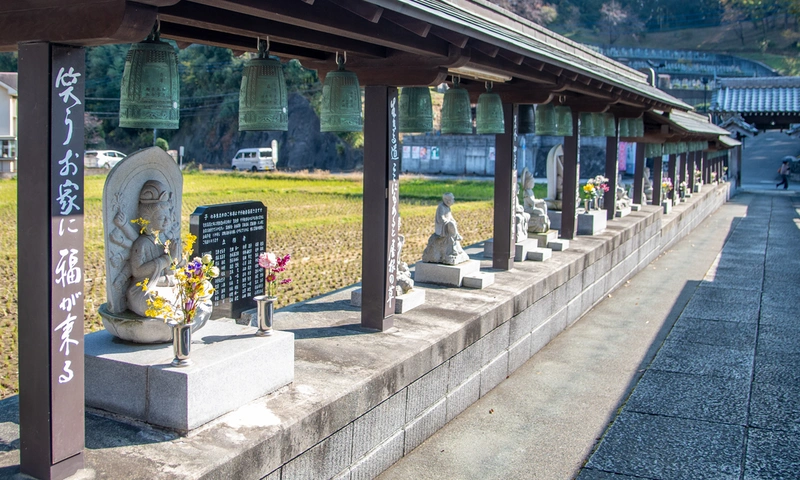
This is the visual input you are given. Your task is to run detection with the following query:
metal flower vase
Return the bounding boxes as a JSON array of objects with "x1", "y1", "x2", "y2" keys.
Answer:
[
  {"x1": 254, "y1": 295, "x2": 276, "y2": 336},
  {"x1": 171, "y1": 321, "x2": 194, "y2": 367}
]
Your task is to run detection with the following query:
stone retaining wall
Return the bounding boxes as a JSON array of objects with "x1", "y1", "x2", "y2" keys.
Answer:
[{"x1": 242, "y1": 182, "x2": 734, "y2": 480}]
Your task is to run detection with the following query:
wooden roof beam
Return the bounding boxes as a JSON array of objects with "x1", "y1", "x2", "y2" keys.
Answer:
[
  {"x1": 327, "y1": 0, "x2": 383, "y2": 23},
  {"x1": 160, "y1": 22, "x2": 327, "y2": 60},
  {"x1": 430, "y1": 25, "x2": 469, "y2": 48},
  {"x1": 382, "y1": 10, "x2": 431, "y2": 37},
  {"x1": 189, "y1": 0, "x2": 450, "y2": 58},
  {"x1": 460, "y1": 79, "x2": 554, "y2": 104},
  {"x1": 468, "y1": 39, "x2": 500, "y2": 58},
  {"x1": 498, "y1": 49, "x2": 524, "y2": 65},
  {"x1": 160, "y1": 2, "x2": 386, "y2": 58}
]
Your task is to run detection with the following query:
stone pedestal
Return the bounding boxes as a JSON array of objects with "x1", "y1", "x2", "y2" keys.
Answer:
[
  {"x1": 350, "y1": 288, "x2": 426, "y2": 314},
  {"x1": 514, "y1": 238, "x2": 538, "y2": 262},
  {"x1": 414, "y1": 260, "x2": 481, "y2": 287},
  {"x1": 615, "y1": 206, "x2": 632, "y2": 218},
  {"x1": 530, "y1": 230, "x2": 559, "y2": 248},
  {"x1": 547, "y1": 211, "x2": 563, "y2": 231},
  {"x1": 462, "y1": 271, "x2": 495, "y2": 289},
  {"x1": 577, "y1": 210, "x2": 607, "y2": 235},
  {"x1": 693, "y1": 184, "x2": 702, "y2": 193},
  {"x1": 527, "y1": 247, "x2": 552, "y2": 261},
  {"x1": 630, "y1": 204, "x2": 642, "y2": 212},
  {"x1": 662, "y1": 200, "x2": 672, "y2": 214},
  {"x1": 482, "y1": 239, "x2": 494, "y2": 258},
  {"x1": 85, "y1": 320, "x2": 294, "y2": 432},
  {"x1": 549, "y1": 239, "x2": 570, "y2": 251}
]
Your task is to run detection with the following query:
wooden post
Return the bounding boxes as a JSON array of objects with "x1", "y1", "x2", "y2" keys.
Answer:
[
  {"x1": 667, "y1": 153, "x2": 678, "y2": 202},
  {"x1": 493, "y1": 103, "x2": 516, "y2": 270},
  {"x1": 18, "y1": 42, "x2": 86, "y2": 480},
  {"x1": 687, "y1": 151, "x2": 696, "y2": 192},
  {"x1": 633, "y1": 143, "x2": 645, "y2": 205},
  {"x1": 604, "y1": 127, "x2": 618, "y2": 220},
  {"x1": 561, "y1": 113, "x2": 579, "y2": 239},
  {"x1": 652, "y1": 155, "x2": 663, "y2": 205},
  {"x1": 361, "y1": 86, "x2": 398, "y2": 331}
]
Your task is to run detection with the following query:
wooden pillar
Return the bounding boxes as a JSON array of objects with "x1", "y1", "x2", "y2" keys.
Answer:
[
  {"x1": 560, "y1": 113, "x2": 579, "y2": 239},
  {"x1": 667, "y1": 153, "x2": 678, "y2": 201},
  {"x1": 632, "y1": 143, "x2": 645, "y2": 205},
  {"x1": 652, "y1": 155, "x2": 663, "y2": 205},
  {"x1": 18, "y1": 42, "x2": 86, "y2": 480},
  {"x1": 492, "y1": 103, "x2": 516, "y2": 270},
  {"x1": 604, "y1": 126, "x2": 618, "y2": 220},
  {"x1": 687, "y1": 151, "x2": 696, "y2": 191},
  {"x1": 702, "y1": 152, "x2": 709, "y2": 184},
  {"x1": 735, "y1": 145, "x2": 743, "y2": 187},
  {"x1": 361, "y1": 86, "x2": 399, "y2": 331}
]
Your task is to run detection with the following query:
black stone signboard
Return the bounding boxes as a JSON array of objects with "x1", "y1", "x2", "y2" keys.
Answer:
[{"x1": 190, "y1": 201, "x2": 267, "y2": 319}]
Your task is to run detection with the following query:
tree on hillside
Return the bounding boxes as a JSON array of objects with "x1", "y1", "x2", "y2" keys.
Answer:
[
  {"x1": 597, "y1": 0, "x2": 643, "y2": 44},
  {"x1": 488, "y1": 0, "x2": 558, "y2": 25}
]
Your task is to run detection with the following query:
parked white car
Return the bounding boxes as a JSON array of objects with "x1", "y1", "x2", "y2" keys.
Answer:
[
  {"x1": 231, "y1": 147, "x2": 277, "y2": 172},
  {"x1": 84, "y1": 150, "x2": 127, "y2": 169}
]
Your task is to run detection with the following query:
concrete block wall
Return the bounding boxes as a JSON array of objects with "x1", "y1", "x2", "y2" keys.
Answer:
[{"x1": 258, "y1": 182, "x2": 732, "y2": 480}]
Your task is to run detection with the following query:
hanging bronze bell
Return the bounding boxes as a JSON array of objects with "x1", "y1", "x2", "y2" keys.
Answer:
[
  {"x1": 534, "y1": 104, "x2": 557, "y2": 136},
  {"x1": 645, "y1": 143, "x2": 662, "y2": 158},
  {"x1": 399, "y1": 87, "x2": 433, "y2": 133},
  {"x1": 518, "y1": 105, "x2": 535, "y2": 134},
  {"x1": 555, "y1": 106, "x2": 573, "y2": 137},
  {"x1": 618, "y1": 118, "x2": 631, "y2": 138},
  {"x1": 633, "y1": 117, "x2": 645, "y2": 137},
  {"x1": 239, "y1": 41, "x2": 288, "y2": 131},
  {"x1": 320, "y1": 54, "x2": 362, "y2": 132},
  {"x1": 441, "y1": 78, "x2": 472, "y2": 135},
  {"x1": 119, "y1": 27, "x2": 180, "y2": 129},
  {"x1": 603, "y1": 113, "x2": 616, "y2": 137},
  {"x1": 579, "y1": 112, "x2": 598, "y2": 137},
  {"x1": 476, "y1": 83, "x2": 504, "y2": 135}
]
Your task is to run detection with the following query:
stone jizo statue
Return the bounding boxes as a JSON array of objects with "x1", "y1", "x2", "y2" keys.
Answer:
[
  {"x1": 615, "y1": 172, "x2": 632, "y2": 210},
  {"x1": 422, "y1": 193, "x2": 469, "y2": 265},
  {"x1": 521, "y1": 167, "x2": 550, "y2": 233},
  {"x1": 101, "y1": 147, "x2": 211, "y2": 343},
  {"x1": 642, "y1": 167, "x2": 653, "y2": 202},
  {"x1": 395, "y1": 216, "x2": 414, "y2": 295},
  {"x1": 545, "y1": 144, "x2": 564, "y2": 211}
]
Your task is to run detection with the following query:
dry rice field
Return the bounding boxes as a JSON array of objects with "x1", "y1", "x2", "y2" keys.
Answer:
[{"x1": 0, "y1": 170, "x2": 544, "y2": 399}]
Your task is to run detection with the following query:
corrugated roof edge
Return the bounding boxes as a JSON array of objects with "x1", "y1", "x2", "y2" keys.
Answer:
[{"x1": 368, "y1": 0, "x2": 690, "y2": 109}]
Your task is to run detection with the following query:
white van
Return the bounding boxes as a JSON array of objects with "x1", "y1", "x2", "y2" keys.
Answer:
[{"x1": 231, "y1": 147, "x2": 277, "y2": 172}]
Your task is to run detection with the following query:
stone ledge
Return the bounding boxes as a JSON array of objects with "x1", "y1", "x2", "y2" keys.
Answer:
[{"x1": 0, "y1": 183, "x2": 731, "y2": 479}]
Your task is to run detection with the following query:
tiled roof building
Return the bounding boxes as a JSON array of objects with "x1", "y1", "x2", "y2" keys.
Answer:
[{"x1": 711, "y1": 77, "x2": 800, "y2": 129}]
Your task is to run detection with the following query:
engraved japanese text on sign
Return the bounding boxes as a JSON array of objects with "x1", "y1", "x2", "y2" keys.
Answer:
[
  {"x1": 385, "y1": 91, "x2": 400, "y2": 317},
  {"x1": 49, "y1": 46, "x2": 85, "y2": 463},
  {"x1": 190, "y1": 202, "x2": 267, "y2": 319}
]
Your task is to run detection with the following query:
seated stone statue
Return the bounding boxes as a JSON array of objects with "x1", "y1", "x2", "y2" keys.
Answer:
[
  {"x1": 101, "y1": 147, "x2": 211, "y2": 343},
  {"x1": 124, "y1": 180, "x2": 184, "y2": 318},
  {"x1": 395, "y1": 217, "x2": 414, "y2": 295},
  {"x1": 642, "y1": 166, "x2": 653, "y2": 202},
  {"x1": 422, "y1": 193, "x2": 469, "y2": 265},
  {"x1": 521, "y1": 167, "x2": 550, "y2": 233},
  {"x1": 615, "y1": 172, "x2": 631, "y2": 210}
]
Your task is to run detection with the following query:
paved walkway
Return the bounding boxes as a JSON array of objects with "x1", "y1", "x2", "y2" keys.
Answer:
[{"x1": 378, "y1": 190, "x2": 800, "y2": 479}]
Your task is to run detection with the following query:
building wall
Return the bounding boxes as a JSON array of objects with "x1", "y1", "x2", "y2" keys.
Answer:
[{"x1": 0, "y1": 89, "x2": 11, "y2": 137}]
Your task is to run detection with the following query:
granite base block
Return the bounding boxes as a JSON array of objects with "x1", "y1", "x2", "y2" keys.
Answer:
[
  {"x1": 549, "y1": 239, "x2": 569, "y2": 251},
  {"x1": 631, "y1": 204, "x2": 642, "y2": 211},
  {"x1": 350, "y1": 288, "x2": 425, "y2": 314},
  {"x1": 482, "y1": 239, "x2": 494, "y2": 258},
  {"x1": 577, "y1": 210, "x2": 607, "y2": 235},
  {"x1": 615, "y1": 206, "x2": 632, "y2": 218},
  {"x1": 662, "y1": 200, "x2": 672, "y2": 214},
  {"x1": 462, "y1": 272, "x2": 495, "y2": 289},
  {"x1": 527, "y1": 247, "x2": 552, "y2": 262},
  {"x1": 414, "y1": 260, "x2": 481, "y2": 287},
  {"x1": 396, "y1": 289, "x2": 426, "y2": 313},
  {"x1": 85, "y1": 320, "x2": 295, "y2": 432},
  {"x1": 515, "y1": 238, "x2": 538, "y2": 262},
  {"x1": 530, "y1": 229, "x2": 559, "y2": 248}
]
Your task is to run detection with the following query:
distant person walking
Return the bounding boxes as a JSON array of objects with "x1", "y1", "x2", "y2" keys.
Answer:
[{"x1": 777, "y1": 160, "x2": 790, "y2": 189}]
